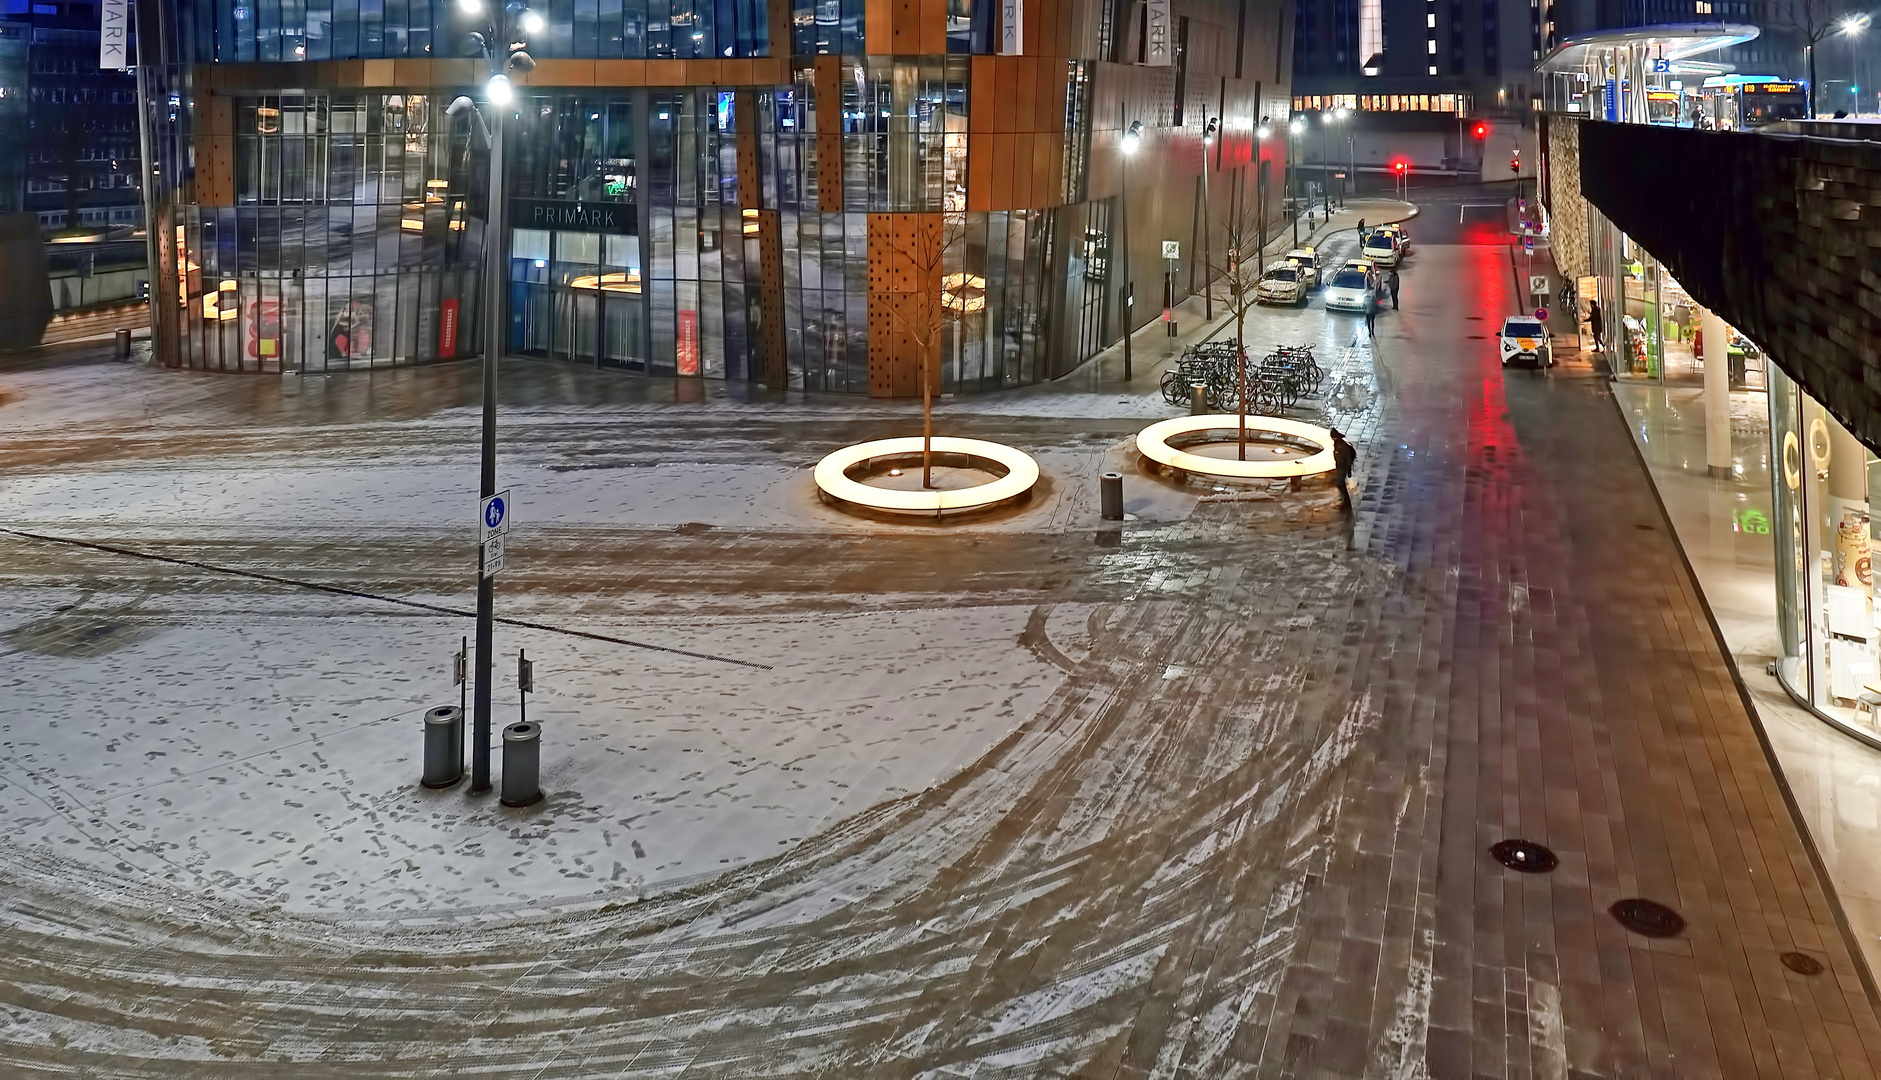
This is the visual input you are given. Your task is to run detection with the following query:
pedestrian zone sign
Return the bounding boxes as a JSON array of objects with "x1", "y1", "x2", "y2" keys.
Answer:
[{"x1": 480, "y1": 490, "x2": 512, "y2": 541}]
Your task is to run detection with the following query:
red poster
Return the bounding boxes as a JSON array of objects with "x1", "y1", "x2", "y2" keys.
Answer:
[
  {"x1": 245, "y1": 298, "x2": 282, "y2": 360},
  {"x1": 677, "y1": 309, "x2": 699, "y2": 376},
  {"x1": 439, "y1": 298, "x2": 460, "y2": 358}
]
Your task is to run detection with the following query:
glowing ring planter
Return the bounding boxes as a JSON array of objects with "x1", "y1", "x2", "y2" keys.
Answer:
[
  {"x1": 814, "y1": 436, "x2": 1040, "y2": 517},
  {"x1": 1136, "y1": 414, "x2": 1337, "y2": 481}
]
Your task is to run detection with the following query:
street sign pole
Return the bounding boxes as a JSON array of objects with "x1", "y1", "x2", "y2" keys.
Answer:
[{"x1": 473, "y1": 490, "x2": 511, "y2": 792}]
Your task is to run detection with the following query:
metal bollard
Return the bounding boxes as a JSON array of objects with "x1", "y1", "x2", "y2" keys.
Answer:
[
  {"x1": 1100, "y1": 471, "x2": 1124, "y2": 521},
  {"x1": 500, "y1": 721, "x2": 544, "y2": 807},
  {"x1": 421, "y1": 706, "x2": 464, "y2": 788},
  {"x1": 114, "y1": 328, "x2": 130, "y2": 359},
  {"x1": 1190, "y1": 383, "x2": 1208, "y2": 415}
]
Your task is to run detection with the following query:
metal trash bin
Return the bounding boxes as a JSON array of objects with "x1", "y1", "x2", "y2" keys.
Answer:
[
  {"x1": 1189, "y1": 383, "x2": 1208, "y2": 415},
  {"x1": 1100, "y1": 472, "x2": 1124, "y2": 521},
  {"x1": 114, "y1": 328, "x2": 130, "y2": 359},
  {"x1": 421, "y1": 706, "x2": 463, "y2": 788},
  {"x1": 500, "y1": 721, "x2": 543, "y2": 807}
]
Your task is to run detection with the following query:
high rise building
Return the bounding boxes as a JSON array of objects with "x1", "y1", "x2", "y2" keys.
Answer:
[
  {"x1": 0, "y1": 0, "x2": 142, "y2": 231},
  {"x1": 134, "y1": 0, "x2": 1292, "y2": 393}
]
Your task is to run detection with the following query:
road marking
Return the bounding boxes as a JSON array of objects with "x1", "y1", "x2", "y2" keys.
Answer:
[{"x1": 1459, "y1": 203, "x2": 1502, "y2": 222}]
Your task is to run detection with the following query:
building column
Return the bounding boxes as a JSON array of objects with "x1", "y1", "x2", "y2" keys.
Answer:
[{"x1": 1701, "y1": 306, "x2": 1732, "y2": 477}]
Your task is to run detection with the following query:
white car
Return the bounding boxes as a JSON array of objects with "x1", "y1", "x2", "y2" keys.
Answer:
[
  {"x1": 1378, "y1": 223, "x2": 1410, "y2": 255},
  {"x1": 1342, "y1": 257, "x2": 1380, "y2": 288},
  {"x1": 1360, "y1": 231, "x2": 1401, "y2": 267},
  {"x1": 1322, "y1": 267, "x2": 1376, "y2": 313},
  {"x1": 1256, "y1": 263, "x2": 1308, "y2": 305},
  {"x1": 1282, "y1": 247, "x2": 1321, "y2": 286},
  {"x1": 1498, "y1": 315, "x2": 1553, "y2": 367}
]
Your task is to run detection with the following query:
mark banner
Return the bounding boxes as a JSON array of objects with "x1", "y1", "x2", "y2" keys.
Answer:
[
  {"x1": 1145, "y1": 0, "x2": 1172, "y2": 65},
  {"x1": 677, "y1": 310, "x2": 700, "y2": 376},
  {"x1": 100, "y1": 0, "x2": 128, "y2": 69},
  {"x1": 1000, "y1": 0, "x2": 1022, "y2": 54},
  {"x1": 438, "y1": 298, "x2": 460, "y2": 358}
]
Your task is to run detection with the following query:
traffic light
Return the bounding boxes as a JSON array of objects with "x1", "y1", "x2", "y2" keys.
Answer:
[
  {"x1": 1393, "y1": 160, "x2": 1408, "y2": 176},
  {"x1": 1473, "y1": 121, "x2": 1488, "y2": 139},
  {"x1": 1510, "y1": 150, "x2": 1521, "y2": 174}
]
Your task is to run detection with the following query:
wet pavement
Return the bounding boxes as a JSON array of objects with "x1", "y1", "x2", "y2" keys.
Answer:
[{"x1": 2, "y1": 217, "x2": 1879, "y2": 1076}]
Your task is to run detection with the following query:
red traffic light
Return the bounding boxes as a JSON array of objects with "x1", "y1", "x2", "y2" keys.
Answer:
[
  {"x1": 1510, "y1": 157, "x2": 1521, "y2": 173},
  {"x1": 1393, "y1": 160, "x2": 1407, "y2": 174},
  {"x1": 1473, "y1": 122, "x2": 1488, "y2": 138}
]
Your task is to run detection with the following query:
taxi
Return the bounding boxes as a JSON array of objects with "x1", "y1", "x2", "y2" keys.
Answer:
[
  {"x1": 1256, "y1": 262, "x2": 1309, "y2": 305},
  {"x1": 1498, "y1": 316, "x2": 1553, "y2": 368},
  {"x1": 1282, "y1": 247, "x2": 1321, "y2": 286}
]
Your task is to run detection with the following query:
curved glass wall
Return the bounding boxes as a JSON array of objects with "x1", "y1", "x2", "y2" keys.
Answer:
[{"x1": 1770, "y1": 363, "x2": 1881, "y2": 747}]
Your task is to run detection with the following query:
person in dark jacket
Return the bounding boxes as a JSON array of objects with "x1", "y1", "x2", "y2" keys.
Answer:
[
  {"x1": 1386, "y1": 268, "x2": 1401, "y2": 310},
  {"x1": 1330, "y1": 428, "x2": 1357, "y2": 513},
  {"x1": 1588, "y1": 299, "x2": 1604, "y2": 353}
]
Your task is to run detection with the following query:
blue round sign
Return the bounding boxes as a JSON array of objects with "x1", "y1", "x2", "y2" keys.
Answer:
[{"x1": 484, "y1": 496, "x2": 506, "y2": 529}]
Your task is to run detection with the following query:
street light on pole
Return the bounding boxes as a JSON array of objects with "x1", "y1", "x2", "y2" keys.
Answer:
[
  {"x1": 1842, "y1": 14, "x2": 1871, "y2": 114},
  {"x1": 452, "y1": 0, "x2": 536, "y2": 795},
  {"x1": 1202, "y1": 115, "x2": 1217, "y2": 319},
  {"x1": 1255, "y1": 118, "x2": 1271, "y2": 268},
  {"x1": 1288, "y1": 117, "x2": 1305, "y2": 248},
  {"x1": 1119, "y1": 117, "x2": 1142, "y2": 382}
]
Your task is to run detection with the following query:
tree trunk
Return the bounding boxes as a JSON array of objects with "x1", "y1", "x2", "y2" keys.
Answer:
[
  {"x1": 922, "y1": 340, "x2": 933, "y2": 488},
  {"x1": 1237, "y1": 294, "x2": 1247, "y2": 460},
  {"x1": 1808, "y1": 42, "x2": 1819, "y2": 119}
]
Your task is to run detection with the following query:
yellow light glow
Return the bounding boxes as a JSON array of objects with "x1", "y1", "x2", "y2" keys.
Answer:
[
  {"x1": 401, "y1": 218, "x2": 425, "y2": 231},
  {"x1": 568, "y1": 271, "x2": 643, "y2": 293},
  {"x1": 941, "y1": 271, "x2": 987, "y2": 314}
]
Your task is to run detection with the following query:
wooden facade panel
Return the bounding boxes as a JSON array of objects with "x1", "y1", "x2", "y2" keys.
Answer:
[
  {"x1": 362, "y1": 59, "x2": 395, "y2": 85},
  {"x1": 757, "y1": 209, "x2": 787, "y2": 389},
  {"x1": 967, "y1": 132, "x2": 993, "y2": 211},
  {"x1": 969, "y1": 56, "x2": 995, "y2": 134},
  {"x1": 815, "y1": 58, "x2": 845, "y2": 213},
  {"x1": 989, "y1": 134, "x2": 1016, "y2": 208},
  {"x1": 865, "y1": 0, "x2": 891, "y2": 54},
  {"x1": 193, "y1": 93, "x2": 235, "y2": 208},
  {"x1": 866, "y1": 212, "x2": 943, "y2": 398},
  {"x1": 1010, "y1": 132, "x2": 1034, "y2": 210}
]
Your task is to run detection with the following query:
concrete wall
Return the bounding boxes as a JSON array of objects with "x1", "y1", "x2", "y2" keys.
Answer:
[
  {"x1": 1574, "y1": 118, "x2": 1881, "y2": 451},
  {"x1": 1542, "y1": 117, "x2": 1588, "y2": 282}
]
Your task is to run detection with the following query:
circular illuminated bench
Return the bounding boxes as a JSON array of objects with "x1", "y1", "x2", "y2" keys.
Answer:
[
  {"x1": 813, "y1": 436, "x2": 1041, "y2": 517},
  {"x1": 1135, "y1": 415, "x2": 1337, "y2": 481}
]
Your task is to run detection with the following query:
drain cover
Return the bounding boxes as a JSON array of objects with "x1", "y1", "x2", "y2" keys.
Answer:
[
  {"x1": 1489, "y1": 839, "x2": 1559, "y2": 873},
  {"x1": 1610, "y1": 898, "x2": 1685, "y2": 938},
  {"x1": 1781, "y1": 951, "x2": 1825, "y2": 975}
]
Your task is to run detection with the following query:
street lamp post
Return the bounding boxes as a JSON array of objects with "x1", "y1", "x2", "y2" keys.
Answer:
[
  {"x1": 1120, "y1": 116, "x2": 1142, "y2": 382},
  {"x1": 452, "y1": 0, "x2": 536, "y2": 794},
  {"x1": 1288, "y1": 117, "x2": 1305, "y2": 247},
  {"x1": 1202, "y1": 115, "x2": 1217, "y2": 319},
  {"x1": 1255, "y1": 119, "x2": 1271, "y2": 268},
  {"x1": 1842, "y1": 14, "x2": 1872, "y2": 116}
]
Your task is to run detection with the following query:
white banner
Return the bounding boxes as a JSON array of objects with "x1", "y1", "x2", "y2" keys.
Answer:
[
  {"x1": 1000, "y1": 0, "x2": 1021, "y2": 54},
  {"x1": 100, "y1": 0, "x2": 129, "y2": 69},
  {"x1": 1145, "y1": 0, "x2": 1172, "y2": 65}
]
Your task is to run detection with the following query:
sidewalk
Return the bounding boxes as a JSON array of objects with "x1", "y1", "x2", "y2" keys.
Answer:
[
  {"x1": 1053, "y1": 198, "x2": 1417, "y2": 391},
  {"x1": 1612, "y1": 377, "x2": 1881, "y2": 982}
]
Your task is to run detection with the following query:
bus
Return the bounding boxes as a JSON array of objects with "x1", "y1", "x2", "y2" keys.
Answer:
[{"x1": 1699, "y1": 75, "x2": 1809, "y2": 130}]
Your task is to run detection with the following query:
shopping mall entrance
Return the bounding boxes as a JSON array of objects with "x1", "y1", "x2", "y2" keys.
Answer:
[{"x1": 510, "y1": 227, "x2": 652, "y2": 373}]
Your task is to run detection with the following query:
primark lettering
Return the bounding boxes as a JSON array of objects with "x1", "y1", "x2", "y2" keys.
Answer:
[{"x1": 511, "y1": 200, "x2": 636, "y2": 235}]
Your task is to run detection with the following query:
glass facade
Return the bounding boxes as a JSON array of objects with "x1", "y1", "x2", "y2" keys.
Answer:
[
  {"x1": 140, "y1": 0, "x2": 1286, "y2": 393},
  {"x1": 1771, "y1": 363, "x2": 1881, "y2": 748}
]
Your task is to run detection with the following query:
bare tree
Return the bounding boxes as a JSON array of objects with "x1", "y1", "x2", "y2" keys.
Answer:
[
  {"x1": 1772, "y1": 0, "x2": 1852, "y2": 117},
  {"x1": 881, "y1": 208, "x2": 978, "y2": 487},
  {"x1": 1203, "y1": 172, "x2": 1270, "y2": 460}
]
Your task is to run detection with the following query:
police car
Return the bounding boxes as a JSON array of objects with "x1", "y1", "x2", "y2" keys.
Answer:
[{"x1": 1498, "y1": 315, "x2": 1553, "y2": 368}]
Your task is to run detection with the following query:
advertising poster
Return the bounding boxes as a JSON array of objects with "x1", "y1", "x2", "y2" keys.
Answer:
[
  {"x1": 326, "y1": 300, "x2": 374, "y2": 360},
  {"x1": 439, "y1": 298, "x2": 460, "y2": 358},
  {"x1": 677, "y1": 310, "x2": 700, "y2": 376},
  {"x1": 244, "y1": 297, "x2": 282, "y2": 362}
]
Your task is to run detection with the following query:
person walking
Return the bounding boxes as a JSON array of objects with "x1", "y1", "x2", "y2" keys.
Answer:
[
  {"x1": 1356, "y1": 217, "x2": 1367, "y2": 240},
  {"x1": 1588, "y1": 299, "x2": 1604, "y2": 353},
  {"x1": 1330, "y1": 428, "x2": 1357, "y2": 514},
  {"x1": 1365, "y1": 292, "x2": 1378, "y2": 336},
  {"x1": 1386, "y1": 267, "x2": 1401, "y2": 310}
]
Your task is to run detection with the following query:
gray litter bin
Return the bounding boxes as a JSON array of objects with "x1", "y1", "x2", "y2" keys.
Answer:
[
  {"x1": 1100, "y1": 472, "x2": 1124, "y2": 521},
  {"x1": 421, "y1": 705, "x2": 463, "y2": 788},
  {"x1": 500, "y1": 721, "x2": 543, "y2": 807},
  {"x1": 1189, "y1": 383, "x2": 1208, "y2": 415},
  {"x1": 114, "y1": 328, "x2": 131, "y2": 359}
]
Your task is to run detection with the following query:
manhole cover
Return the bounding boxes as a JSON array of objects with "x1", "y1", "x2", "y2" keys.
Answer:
[
  {"x1": 1781, "y1": 951, "x2": 1825, "y2": 975},
  {"x1": 1489, "y1": 839, "x2": 1558, "y2": 873},
  {"x1": 1610, "y1": 898, "x2": 1685, "y2": 938}
]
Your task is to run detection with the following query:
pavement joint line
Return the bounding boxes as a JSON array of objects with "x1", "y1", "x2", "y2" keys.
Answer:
[{"x1": 0, "y1": 526, "x2": 774, "y2": 671}]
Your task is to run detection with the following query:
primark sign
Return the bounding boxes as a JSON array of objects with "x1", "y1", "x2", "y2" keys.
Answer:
[
  {"x1": 510, "y1": 199, "x2": 637, "y2": 235},
  {"x1": 99, "y1": 0, "x2": 128, "y2": 69}
]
